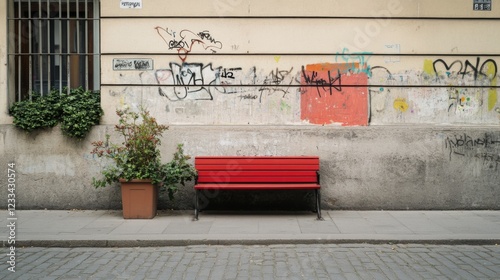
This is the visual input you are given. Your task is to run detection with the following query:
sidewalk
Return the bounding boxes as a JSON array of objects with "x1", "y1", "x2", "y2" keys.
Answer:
[{"x1": 2, "y1": 210, "x2": 500, "y2": 247}]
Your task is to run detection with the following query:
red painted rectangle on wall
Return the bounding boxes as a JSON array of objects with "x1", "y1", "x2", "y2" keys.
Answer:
[{"x1": 300, "y1": 63, "x2": 368, "y2": 126}]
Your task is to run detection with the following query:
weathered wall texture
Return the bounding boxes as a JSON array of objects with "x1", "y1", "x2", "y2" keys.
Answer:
[
  {"x1": 0, "y1": 125, "x2": 499, "y2": 210},
  {"x1": 99, "y1": 0, "x2": 500, "y2": 127},
  {"x1": 1, "y1": 0, "x2": 499, "y2": 210}
]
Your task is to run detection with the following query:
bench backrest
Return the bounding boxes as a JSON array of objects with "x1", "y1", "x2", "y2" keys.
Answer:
[{"x1": 195, "y1": 156, "x2": 319, "y2": 184}]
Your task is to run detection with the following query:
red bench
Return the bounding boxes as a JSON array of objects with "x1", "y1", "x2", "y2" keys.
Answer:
[{"x1": 193, "y1": 156, "x2": 322, "y2": 220}]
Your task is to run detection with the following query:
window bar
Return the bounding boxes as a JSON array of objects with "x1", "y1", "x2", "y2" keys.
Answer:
[
  {"x1": 17, "y1": 0, "x2": 22, "y2": 101},
  {"x1": 59, "y1": 0, "x2": 63, "y2": 94},
  {"x1": 38, "y1": 0, "x2": 43, "y2": 96},
  {"x1": 47, "y1": 0, "x2": 51, "y2": 93},
  {"x1": 76, "y1": 0, "x2": 80, "y2": 90},
  {"x1": 85, "y1": 0, "x2": 89, "y2": 90},
  {"x1": 93, "y1": 0, "x2": 100, "y2": 90},
  {"x1": 66, "y1": 0, "x2": 70, "y2": 94},
  {"x1": 28, "y1": 0, "x2": 33, "y2": 99}
]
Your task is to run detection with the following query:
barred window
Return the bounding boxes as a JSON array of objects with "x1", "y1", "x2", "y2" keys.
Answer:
[{"x1": 7, "y1": 0, "x2": 100, "y2": 102}]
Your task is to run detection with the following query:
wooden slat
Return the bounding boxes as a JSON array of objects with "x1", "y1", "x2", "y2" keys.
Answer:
[
  {"x1": 195, "y1": 164, "x2": 319, "y2": 171},
  {"x1": 195, "y1": 183, "x2": 320, "y2": 190},
  {"x1": 195, "y1": 156, "x2": 319, "y2": 159},
  {"x1": 198, "y1": 171, "x2": 317, "y2": 177},
  {"x1": 195, "y1": 157, "x2": 319, "y2": 166},
  {"x1": 197, "y1": 176, "x2": 317, "y2": 183}
]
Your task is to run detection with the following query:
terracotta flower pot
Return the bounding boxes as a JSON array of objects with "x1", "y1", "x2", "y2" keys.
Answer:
[{"x1": 119, "y1": 179, "x2": 158, "y2": 219}]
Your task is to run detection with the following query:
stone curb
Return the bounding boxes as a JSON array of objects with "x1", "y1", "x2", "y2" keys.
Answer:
[{"x1": 6, "y1": 239, "x2": 500, "y2": 248}]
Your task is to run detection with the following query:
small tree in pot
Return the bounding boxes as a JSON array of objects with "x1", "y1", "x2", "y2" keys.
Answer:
[{"x1": 91, "y1": 107, "x2": 196, "y2": 218}]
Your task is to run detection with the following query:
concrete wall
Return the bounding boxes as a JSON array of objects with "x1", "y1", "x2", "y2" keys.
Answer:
[
  {"x1": 1, "y1": 125, "x2": 499, "y2": 210},
  {"x1": 1, "y1": 0, "x2": 500, "y2": 210}
]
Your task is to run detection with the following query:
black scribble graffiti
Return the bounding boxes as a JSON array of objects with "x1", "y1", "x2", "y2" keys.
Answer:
[
  {"x1": 155, "y1": 27, "x2": 223, "y2": 62},
  {"x1": 432, "y1": 58, "x2": 497, "y2": 81},
  {"x1": 155, "y1": 63, "x2": 300, "y2": 103},
  {"x1": 220, "y1": 68, "x2": 242, "y2": 79},
  {"x1": 217, "y1": 67, "x2": 244, "y2": 94},
  {"x1": 369, "y1": 66, "x2": 394, "y2": 79},
  {"x1": 258, "y1": 67, "x2": 295, "y2": 103},
  {"x1": 300, "y1": 66, "x2": 342, "y2": 97},
  {"x1": 197, "y1": 30, "x2": 220, "y2": 45},
  {"x1": 445, "y1": 133, "x2": 500, "y2": 170},
  {"x1": 156, "y1": 62, "x2": 225, "y2": 101}
]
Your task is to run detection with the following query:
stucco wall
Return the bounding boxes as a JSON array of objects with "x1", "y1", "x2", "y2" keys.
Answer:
[
  {"x1": 1, "y1": 0, "x2": 499, "y2": 210},
  {"x1": 0, "y1": 125, "x2": 499, "y2": 210},
  {"x1": 99, "y1": 0, "x2": 500, "y2": 126}
]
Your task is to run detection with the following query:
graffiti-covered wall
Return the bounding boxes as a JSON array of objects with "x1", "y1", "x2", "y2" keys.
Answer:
[
  {"x1": 1, "y1": 0, "x2": 499, "y2": 211},
  {"x1": 100, "y1": 0, "x2": 500, "y2": 126}
]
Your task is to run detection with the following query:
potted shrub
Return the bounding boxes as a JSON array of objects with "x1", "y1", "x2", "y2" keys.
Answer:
[{"x1": 91, "y1": 107, "x2": 196, "y2": 219}]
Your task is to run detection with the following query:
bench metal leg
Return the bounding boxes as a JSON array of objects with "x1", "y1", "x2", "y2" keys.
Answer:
[
  {"x1": 315, "y1": 189, "x2": 323, "y2": 220},
  {"x1": 194, "y1": 190, "x2": 199, "y2": 221}
]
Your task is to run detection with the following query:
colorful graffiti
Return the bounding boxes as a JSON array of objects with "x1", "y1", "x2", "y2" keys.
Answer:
[
  {"x1": 423, "y1": 57, "x2": 498, "y2": 113},
  {"x1": 300, "y1": 63, "x2": 368, "y2": 126},
  {"x1": 146, "y1": 57, "x2": 498, "y2": 125},
  {"x1": 128, "y1": 30, "x2": 500, "y2": 126}
]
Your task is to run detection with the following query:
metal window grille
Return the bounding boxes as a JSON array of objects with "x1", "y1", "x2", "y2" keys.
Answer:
[{"x1": 7, "y1": 0, "x2": 100, "y2": 102}]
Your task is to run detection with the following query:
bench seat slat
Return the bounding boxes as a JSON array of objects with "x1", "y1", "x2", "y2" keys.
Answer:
[
  {"x1": 195, "y1": 183, "x2": 320, "y2": 190},
  {"x1": 195, "y1": 157, "x2": 319, "y2": 166},
  {"x1": 198, "y1": 171, "x2": 317, "y2": 177},
  {"x1": 196, "y1": 165, "x2": 319, "y2": 171},
  {"x1": 197, "y1": 177, "x2": 318, "y2": 183}
]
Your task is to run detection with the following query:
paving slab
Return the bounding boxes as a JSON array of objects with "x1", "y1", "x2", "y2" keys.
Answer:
[{"x1": 2, "y1": 210, "x2": 500, "y2": 247}]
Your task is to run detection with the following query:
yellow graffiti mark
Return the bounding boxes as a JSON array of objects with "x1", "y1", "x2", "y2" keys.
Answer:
[
  {"x1": 423, "y1": 59, "x2": 435, "y2": 75},
  {"x1": 486, "y1": 61, "x2": 498, "y2": 111},
  {"x1": 393, "y1": 98, "x2": 409, "y2": 112},
  {"x1": 489, "y1": 90, "x2": 498, "y2": 111},
  {"x1": 274, "y1": 56, "x2": 281, "y2": 63}
]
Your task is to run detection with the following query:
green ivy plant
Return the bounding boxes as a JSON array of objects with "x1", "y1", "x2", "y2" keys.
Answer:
[
  {"x1": 9, "y1": 89, "x2": 64, "y2": 131},
  {"x1": 9, "y1": 87, "x2": 103, "y2": 139},
  {"x1": 90, "y1": 107, "x2": 196, "y2": 200},
  {"x1": 60, "y1": 88, "x2": 103, "y2": 138}
]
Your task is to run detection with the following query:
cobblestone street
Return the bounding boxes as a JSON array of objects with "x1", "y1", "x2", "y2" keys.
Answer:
[{"x1": 1, "y1": 244, "x2": 499, "y2": 279}]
